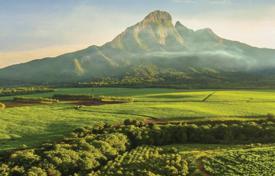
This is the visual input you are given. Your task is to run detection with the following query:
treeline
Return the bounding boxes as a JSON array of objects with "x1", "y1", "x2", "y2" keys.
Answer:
[
  {"x1": 0, "y1": 119, "x2": 274, "y2": 175},
  {"x1": 13, "y1": 97, "x2": 59, "y2": 104},
  {"x1": 53, "y1": 94, "x2": 134, "y2": 103},
  {"x1": 0, "y1": 87, "x2": 54, "y2": 97},
  {"x1": 120, "y1": 119, "x2": 275, "y2": 146}
]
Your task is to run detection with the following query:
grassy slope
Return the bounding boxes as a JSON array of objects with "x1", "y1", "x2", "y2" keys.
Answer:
[{"x1": 1, "y1": 88, "x2": 275, "y2": 151}]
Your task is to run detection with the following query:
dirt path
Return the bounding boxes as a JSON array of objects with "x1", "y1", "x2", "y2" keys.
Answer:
[
  {"x1": 202, "y1": 92, "x2": 216, "y2": 102},
  {"x1": 196, "y1": 157, "x2": 210, "y2": 176}
]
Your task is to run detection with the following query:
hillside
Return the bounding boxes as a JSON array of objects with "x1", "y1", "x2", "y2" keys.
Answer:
[{"x1": 1, "y1": 10, "x2": 275, "y2": 87}]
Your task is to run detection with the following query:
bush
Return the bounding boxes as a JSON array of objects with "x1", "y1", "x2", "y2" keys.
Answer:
[
  {"x1": 52, "y1": 94, "x2": 97, "y2": 101},
  {"x1": 13, "y1": 97, "x2": 59, "y2": 104},
  {"x1": 53, "y1": 94, "x2": 134, "y2": 103},
  {"x1": 0, "y1": 87, "x2": 54, "y2": 97},
  {"x1": 266, "y1": 113, "x2": 275, "y2": 121},
  {"x1": 0, "y1": 103, "x2": 5, "y2": 109}
]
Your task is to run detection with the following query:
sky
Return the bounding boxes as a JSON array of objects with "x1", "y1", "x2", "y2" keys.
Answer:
[{"x1": 0, "y1": 0, "x2": 275, "y2": 68}]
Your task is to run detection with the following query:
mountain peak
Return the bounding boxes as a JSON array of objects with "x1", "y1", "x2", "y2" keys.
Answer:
[
  {"x1": 195, "y1": 28, "x2": 220, "y2": 40},
  {"x1": 142, "y1": 10, "x2": 172, "y2": 26},
  {"x1": 196, "y1": 28, "x2": 215, "y2": 35}
]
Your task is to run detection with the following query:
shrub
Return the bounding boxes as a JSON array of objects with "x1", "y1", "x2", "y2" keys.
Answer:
[
  {"x1": 0, "y1": 87, "x2": 54, "y2": 97},
  {"x1": 0, "y1": 103, "x2": 5, "y2": 109},
  {"x1": 52, "y1": 94, "x2": 97, "y2": 101},
  {"x1": 13, "y1": 97, "x2": 59, "y2": 104},
  {"x1": 53, "y1": 94, "x2": 133, "y2": 103}
]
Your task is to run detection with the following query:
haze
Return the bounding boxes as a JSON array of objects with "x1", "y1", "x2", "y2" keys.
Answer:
[{"x1": 1, "y1": 0, "x2": 275, "y2": 68}]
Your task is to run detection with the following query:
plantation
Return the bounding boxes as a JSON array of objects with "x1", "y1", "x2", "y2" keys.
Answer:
[
  {"x1": 0, "y1": 119, "x2": 274, "y2": 175},
  {"x1": 99, "y1": 146, "x2": 189, "y2": 175},
  {"x1": 202, "y1": 146, "x2": 275, "y2": 175}
]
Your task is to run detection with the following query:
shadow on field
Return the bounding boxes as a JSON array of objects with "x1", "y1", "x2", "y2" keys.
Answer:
[
  {"x1": 78, "y1": 108, "x2": 159, "y2": 119},
  {"x1": 76, "y1": 108, "x2": 268, "y2": 122}
]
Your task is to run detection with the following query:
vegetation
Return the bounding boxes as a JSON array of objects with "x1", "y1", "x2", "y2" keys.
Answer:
[
  {"x1": 13, "y1": 97, "x2": 59, "y2": 104},
  {"x1": 0, "y1": 129, "x2": 130, "y2": 175},
  {"x1": 202, "y1": 146, "x2": 275, "y2": 175},
  {"x1": 99, "y1": 96, "x2": 134, "y2": 103},
  {"x1": 99, "y1": 146, "x2": 189, "y2": 175},
  {"x1": 0, "y1": 88, "x2": 275, "y2": 175},
  {"x1": 0, "y1": 87, "x2": 54, "y2": 97},
  {"x1": 52, "y1": 94, "x2": 98, "y2": 101},
  {"x1": 0, "y1": 119, "x2": 274, "y2": 175},
  {"x1": 52, "y1": 94, "x2": 133, "y2": 103},
  {"x1": 63, "y1": 64, "x2": 275, "y2": 89},
  {"x1": 0, "y1": 102, "x2": 5, "y2": 110},
  {"x1": 3, "y1": 88, "x2": 275, "y2": 151}
]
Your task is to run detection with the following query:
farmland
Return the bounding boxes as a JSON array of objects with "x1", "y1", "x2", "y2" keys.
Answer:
[
  {"x1": 1, "y1": 88, "x2": 275, "y2": 151},
  {"x1": 0, "y1": 119, "x2": 274, "y2": 175},
  {"x1": 0, "y1": 87, "x2": 275, "y2": 175}
]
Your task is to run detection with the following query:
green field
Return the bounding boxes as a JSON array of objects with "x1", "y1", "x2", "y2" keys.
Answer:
[{"x1": 1, "y1": 88, "x2": 275, "y2": 151}]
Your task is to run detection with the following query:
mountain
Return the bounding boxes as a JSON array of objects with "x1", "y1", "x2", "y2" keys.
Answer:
[{"x1": 1, "y1": 10, "x2": 275, "y2": 87}]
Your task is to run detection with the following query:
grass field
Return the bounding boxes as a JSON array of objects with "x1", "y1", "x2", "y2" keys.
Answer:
[{"x1": 1, "y1": 88, "x2": 275, "y2": 151}]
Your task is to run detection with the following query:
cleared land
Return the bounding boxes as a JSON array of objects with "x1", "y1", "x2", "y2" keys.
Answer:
[{"x1": 1, "y1": 88, "x2": 275, "y2": 151}]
